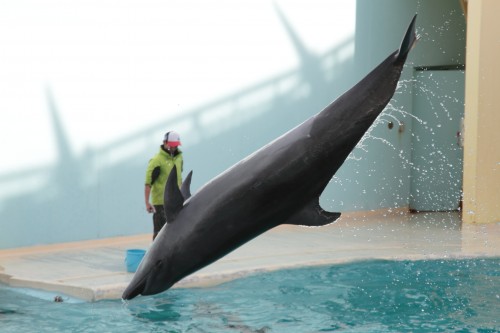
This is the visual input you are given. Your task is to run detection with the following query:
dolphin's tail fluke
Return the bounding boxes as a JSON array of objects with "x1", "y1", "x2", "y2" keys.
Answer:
[{"x1": 396, "y1": 14, "x2": 417, "y2": 62}]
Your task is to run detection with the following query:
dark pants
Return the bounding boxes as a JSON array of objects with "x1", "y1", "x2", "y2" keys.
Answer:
[{"x1": 152, "y1": 205, "x2": 166, "y2": 240}]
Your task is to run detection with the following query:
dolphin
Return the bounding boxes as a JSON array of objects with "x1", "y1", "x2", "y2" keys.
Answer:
[{"x1": 123, "y1": 15, "x2": 417, "y2": 300}]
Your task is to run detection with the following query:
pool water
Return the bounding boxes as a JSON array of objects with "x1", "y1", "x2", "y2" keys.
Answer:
[{"x1": 1, "y1": 258, "x2": 499, "y2": 332}]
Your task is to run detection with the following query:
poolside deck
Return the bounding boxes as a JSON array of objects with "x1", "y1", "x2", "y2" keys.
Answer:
[{"x1": 0, "y1": 210, "x2": 498, "y2": 301}]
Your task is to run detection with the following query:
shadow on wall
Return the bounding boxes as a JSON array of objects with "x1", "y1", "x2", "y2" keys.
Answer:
[{"x1": 0, "y1": 6, "x2": 356, "y2": 249}]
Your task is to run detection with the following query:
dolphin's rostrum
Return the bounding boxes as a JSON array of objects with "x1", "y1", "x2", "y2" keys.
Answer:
[{"x1": 122, "y1": 15, "x2": 417, "y2": 300}]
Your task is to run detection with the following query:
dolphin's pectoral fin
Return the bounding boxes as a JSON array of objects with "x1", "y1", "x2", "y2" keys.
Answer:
[
  {"x1": 284, "y1": 200, "x2": 341, "y2": 227},
  {"x1": 164, "y1": 165, "x2": 184, "y2": 222},
  {"x1": 181, "y1": 170, "x2": 193, "y2": 201}
]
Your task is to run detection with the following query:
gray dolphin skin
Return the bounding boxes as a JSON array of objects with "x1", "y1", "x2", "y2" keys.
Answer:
[{"x1": 123, "y1": 15, "x2": 417, "y2": 300}]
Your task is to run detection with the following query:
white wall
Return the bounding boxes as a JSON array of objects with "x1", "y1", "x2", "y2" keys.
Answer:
[
  {"x1": 0, "y1": 0, "x2": 467, "y2": 249},
  {"x1": 0, "y1": 0, "x2": 356, "y2": 248}
]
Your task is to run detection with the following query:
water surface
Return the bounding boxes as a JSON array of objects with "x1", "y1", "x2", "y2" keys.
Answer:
[{"x1": 1, "y1": 258, "x2": 498, "y2": 332}]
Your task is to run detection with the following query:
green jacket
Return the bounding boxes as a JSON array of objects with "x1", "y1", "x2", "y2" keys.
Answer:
[{"x1": 145, "y1": 146, "x2": 183, "y2": 205}]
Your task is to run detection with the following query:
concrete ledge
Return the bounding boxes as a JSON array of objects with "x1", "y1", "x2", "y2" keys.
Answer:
[{"x1": 1, "y1": 210, "x2": 498, "y2": 301}]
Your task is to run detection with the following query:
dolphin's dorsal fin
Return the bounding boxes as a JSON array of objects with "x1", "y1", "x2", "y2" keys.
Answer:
[
  {"x1": 163, "y1": 165, "x2": 184, "y2": 222},
  {"x1": 181, "y1": 170, "x2": 193, "y2": 201},
  {"x1": 284, "y1": 200, "x2": 341, "y2": 227}
]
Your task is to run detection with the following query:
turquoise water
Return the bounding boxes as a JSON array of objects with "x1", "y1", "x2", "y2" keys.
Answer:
[{"x1": 1, "y1": 258, "x2": 499, "y2": 332}]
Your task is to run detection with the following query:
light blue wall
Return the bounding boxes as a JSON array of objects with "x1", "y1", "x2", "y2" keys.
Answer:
[
  {"x1": 0, "y1": 0, "x2": 465, "y2": 249},
  {"x1": 321, "y1": 0, "x2": 466, "y2": 212}
]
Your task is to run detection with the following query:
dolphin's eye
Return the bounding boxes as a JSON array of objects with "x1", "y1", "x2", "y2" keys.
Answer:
[{"x1": 155, "y1": 260, "x2": 162, "y2": 268}]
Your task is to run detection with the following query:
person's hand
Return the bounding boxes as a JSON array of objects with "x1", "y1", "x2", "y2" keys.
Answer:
[{"x1": 146, "y1": 203, "x2": 155, "y2": 213}]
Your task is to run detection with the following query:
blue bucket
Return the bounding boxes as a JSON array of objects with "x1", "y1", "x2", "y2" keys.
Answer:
[{"x1": 125, "y1": 249, "x2": 146, "y2": 273}]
